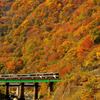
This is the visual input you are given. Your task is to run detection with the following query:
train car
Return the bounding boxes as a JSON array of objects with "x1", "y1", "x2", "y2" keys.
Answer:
[{"x1": 0, "y1": 72, "x2": 59, "y2": 80}]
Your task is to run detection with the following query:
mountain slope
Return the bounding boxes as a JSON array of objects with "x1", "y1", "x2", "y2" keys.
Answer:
[{"x1": 0, "y1": 0, "x2": 100, "y2": 99}]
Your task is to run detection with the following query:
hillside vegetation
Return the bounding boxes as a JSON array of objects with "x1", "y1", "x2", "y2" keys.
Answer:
[{"x1": 0, "y1": 0, "x2": 100, "y2": 100}]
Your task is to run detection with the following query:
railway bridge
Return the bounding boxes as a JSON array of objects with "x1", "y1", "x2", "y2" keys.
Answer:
[{"x1": 0, "y1": 73, "x2": 60, "y2": 100}]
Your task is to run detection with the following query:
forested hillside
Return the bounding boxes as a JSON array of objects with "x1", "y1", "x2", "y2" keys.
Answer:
[{"x1": 0, "y1": 0, "x2": 100, "y2": 99}]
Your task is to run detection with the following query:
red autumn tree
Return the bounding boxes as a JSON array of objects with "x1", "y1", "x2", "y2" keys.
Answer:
[
  {"x1": 60, "y1": 64, "x2": 73, "y2": 76},
  {"x1": 81, "y1": 35, "x2": 94, "y2": 50}
]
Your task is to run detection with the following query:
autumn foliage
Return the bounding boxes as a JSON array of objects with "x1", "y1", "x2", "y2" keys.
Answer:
[
  {"x1": 6, "y1": 60, "x2": 16, "y2": 71},
  {"x1": 0, "y1": 0, "x2": 100, "y2": 99},
  {"x1": 81, "y1": 35, "x2": 94, "y2": 50},
  {"x1": 77, "y1": 35, "x2": 94, "y2": 60},
  {"x1": 59, "y1": 64, "x2": 73, "y2": 76}
]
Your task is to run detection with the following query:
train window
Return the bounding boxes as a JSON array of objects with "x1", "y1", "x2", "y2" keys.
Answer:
[{"x1": 2, "y1": 75, "x2": 9, "y2": 77}]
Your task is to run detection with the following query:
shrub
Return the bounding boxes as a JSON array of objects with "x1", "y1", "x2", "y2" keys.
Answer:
[
  {"x1": 76, "y1": 13, "x2": 86, "y2": 21},
  {"x1": 93, "y1": 0, "x2": 100, "y2": 5},
  {"x1": 94, "y1": 36, "x2": 100, "y2": 44},
  {"x1": 0, "y1": 63, "x2": 5, "y2": 70},
  {"x1": 15, "y1": 59, "x2": 24, "y2": 73},
  {"x1": 92, "y1": 28, "x2": 100, "y2": 44},
  {"x1": 81, "y1": 35, "x2": 94, "y2": 50},
  {"x1": 6, "y1": 60, "x2": 16, "y2": 71},
  {"x1": 77, "y1": 46, "x2": 84, "y2": 60},
  {"x1": 92, "y1": 28, "x2": 100, "y2": 36},
  {"x1": 60, "y1": 64, "x2": 73, "y2": 76}
]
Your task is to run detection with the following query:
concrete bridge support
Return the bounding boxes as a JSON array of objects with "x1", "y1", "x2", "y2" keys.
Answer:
[
  {"x1": 49, "y1": 82, "x2": 54, "y2": 95},
  {"x1": 4, "y1": 82, "x2": 55, "y2": 100},
  {"x1": 6, "y1": 83, "x2": 10, "y2": 100},
  {"x1": 18, "y1": 83, "x2": 25, "y2": 100},
  {"x1": 34, "y1": 83, "x2": 39, "y2": 100}
]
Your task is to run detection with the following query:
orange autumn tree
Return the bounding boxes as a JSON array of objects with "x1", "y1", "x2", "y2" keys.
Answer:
[
  {"x1": 81, "y1": 35, "x2": 94, "y2": 50},
  {"x1": 6, "y1": 60, "x2": 16, "y2": 72},
  {"x1": 6, "y1": 59, "x2": 24, "y2": 73},
  {"x1": 77, "y1": 35, "x2": 94, "y2": 60},
  {"x1": 59, "y1": 64, "x2": 73, "y2": 77},
  {"x1": 77, "y1": 46, "x2": 84, "y2": 61}
]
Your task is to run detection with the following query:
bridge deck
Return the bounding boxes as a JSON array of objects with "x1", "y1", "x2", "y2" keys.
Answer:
[{"x1": 0, "y1": 79, "x2": 60, "y2": 83}]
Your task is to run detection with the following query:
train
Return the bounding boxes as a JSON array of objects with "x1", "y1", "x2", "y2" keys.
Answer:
[{"x1": 0, "y1": 72, "x2": 59, "y2": 80}]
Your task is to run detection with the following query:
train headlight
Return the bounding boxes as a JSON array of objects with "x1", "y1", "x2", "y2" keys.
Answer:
[
  {"x1": 40, "y1": 76, "x2": 42, "y2": 79},
  {"x1": 53, "y1": 75, "x2": 56, "y2": 78}
]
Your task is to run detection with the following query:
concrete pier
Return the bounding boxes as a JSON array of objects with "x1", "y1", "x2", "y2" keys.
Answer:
[
  {"x1": 6, "y1": 83, "x2": 10, "y2": 100},
  {"x1": 49, "y1": 82, "x2": 54, "y2": 95},
  {"x1": 34, "y1": 83, "x2": 39, "y2": 100},
  {"x1": 18, "y1": 83, "x2": 25, "y2": 100}
]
